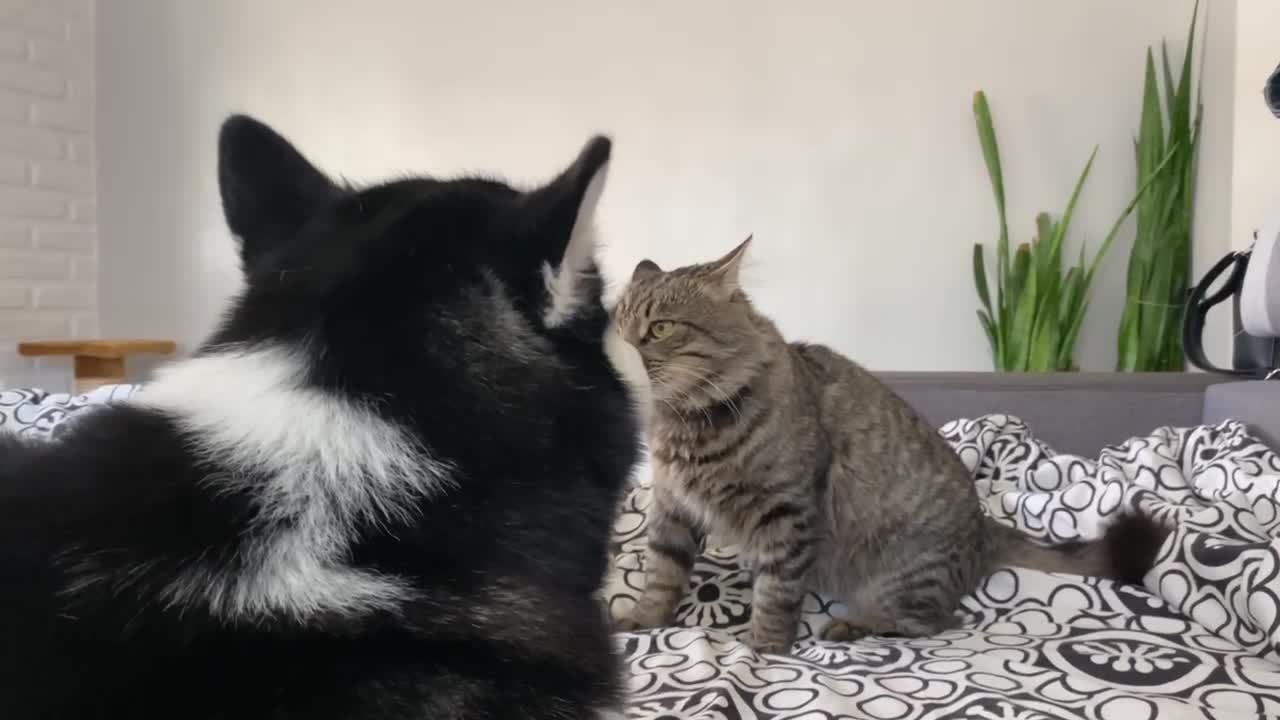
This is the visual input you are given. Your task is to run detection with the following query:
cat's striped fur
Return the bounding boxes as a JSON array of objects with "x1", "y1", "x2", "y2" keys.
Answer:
[{"x1": 612, "y1": 238, "x2": 1169, "y2": 654}]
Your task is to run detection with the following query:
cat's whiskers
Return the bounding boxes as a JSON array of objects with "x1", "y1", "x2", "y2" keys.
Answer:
[
  {"x1": 692, "y1": 373, "x2": 742, "y2": 423},
  {"x1": 662, "y1": 363, "x2": 742, "y2": 424},
  {"x1": 656, "y1": 395, "x2": 686, "y2": 428},
  {"x1": 655, "y1": 367, "x2": 716, "y2": 425},
  {"x1": 650, "y1": 368, "x2": 699, "y2": 429},
  {"x1": 670, "y1": 379, "x2": 715, "y2": 427}
]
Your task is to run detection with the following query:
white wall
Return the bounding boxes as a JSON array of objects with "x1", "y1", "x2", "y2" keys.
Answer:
[
  {"x1": 0, "y1": 0, "x2": 96, "y2": 389},
  {"x1": 98, "y1": 0, "x2": 1233, "y2": 374}
]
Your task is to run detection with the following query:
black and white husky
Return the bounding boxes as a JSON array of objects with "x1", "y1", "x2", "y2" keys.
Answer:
[{"x1": 0, "y1": 116, "x2": 647, "y2": 719}]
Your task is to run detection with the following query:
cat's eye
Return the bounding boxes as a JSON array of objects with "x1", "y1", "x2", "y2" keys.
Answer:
[{"x1": 648, "y1": 321, "x2": 675, "y2": 340}]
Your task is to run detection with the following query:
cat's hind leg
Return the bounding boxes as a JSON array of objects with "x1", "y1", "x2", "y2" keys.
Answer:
[{"x1": 822, "y1": 544, "x2": 977, "y2": 641}]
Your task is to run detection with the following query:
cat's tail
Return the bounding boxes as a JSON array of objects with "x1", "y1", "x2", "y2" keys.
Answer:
[{"x1": 984, "y1": 513, "x2": 1171, "y2": 585}]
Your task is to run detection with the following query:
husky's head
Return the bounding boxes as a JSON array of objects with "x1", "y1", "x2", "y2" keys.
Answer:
[
  {"x1": 214, "y1": 116, "x2": 616, "y2": 349},
  {"x1": 198, "y1": 115, "x2": 644, "y2": 526},
  {"x1": 202, "y1": 116, "x2": 644, "y2": 440}
]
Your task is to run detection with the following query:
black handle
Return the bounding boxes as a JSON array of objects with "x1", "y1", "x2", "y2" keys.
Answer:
[{"x1": 1183, "y1": 251, "x2": 1254, "y2": 375}]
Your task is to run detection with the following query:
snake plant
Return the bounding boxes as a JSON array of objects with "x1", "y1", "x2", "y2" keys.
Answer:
[
  {"x1": 972, "y1": 91, "x2": 1172, "y2": 372},
  {"x1": 1116, "y1": 1, "x2": 1201, "y2": 371}
]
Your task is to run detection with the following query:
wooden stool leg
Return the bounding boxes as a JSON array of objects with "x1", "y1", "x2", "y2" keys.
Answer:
[{"x1": 73, "y1": 356, "x2": 126, "y2": 394}]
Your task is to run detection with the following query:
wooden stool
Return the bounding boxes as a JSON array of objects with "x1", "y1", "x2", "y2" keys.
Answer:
[{"x1": 17, "y1": 339, "x2": 177, "y2": 393}]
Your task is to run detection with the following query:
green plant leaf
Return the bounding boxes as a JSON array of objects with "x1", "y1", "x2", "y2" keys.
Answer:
[
  {"x1": 1137, "y1": 49, "x2": 1165, "y2": 235},
  {"x1": 1060, "y1": 266, "x2": 1084, "y2": 326},
  {"x1": 1183, "y1": 100, "x2": 1203, "y2": 221},
  {"x1": 1049, "y1": 149, "x2": 1096, "y2": 276},
  {"x1": 1171, "y1": 1, "x2": 1199, "y2": 139},
  {"x1": 1034, "y1": 212, "x2": 1057, "y2": 285},
  {"x1": 1029, "y1": 272, "x2": 1062, "y2": 370},
  {"x1": 972, "y1": 244, "x2": 993, "y2": 316},
  {"x1": 1008, "y1": 243, "x2": 1031, "y2": 309},
  {"x1": 977, "y1": 309, "x2": 997, "y2": 360},
  {"x1": 973, "y1": 90, "x2": 1010, "y2": 326},
  {"x1": 1036, "y1": 213, "x2": 1054, "y2": 248},
  {"x1": 1161, "y1": 40, "x2": 1177, "y2": 131},
  {"x1": 1008, "y1": 249, "x2": 1039, "y2": 371},
  {"x1": 973, "y1": 91, "x2": 1007, "y2": 229},
  {"x1": 1117, "y1": 303, "x2": 1140, "y2": 371},
  {"x1": 1054, "y1": 262, "x2": 1087, "y2": 370},
  {"x1": 1088, "y1": 146, "x2": 1177, "y2": 284},
  {"x1": 1059, "y1": 298, "x2": 1091, "y2": 371},
  {"x1": 1117, "y1": 225, "x2": 1147, "y2": 373},
  {"x1": 1142, "y1": 245, "x2": 1176, "y2": 367},
  {"x1": 1162, "y1": 301, "x2": 1187, "y2": 370}
]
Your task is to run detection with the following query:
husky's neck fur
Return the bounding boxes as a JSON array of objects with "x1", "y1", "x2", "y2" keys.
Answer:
[{"x1": 129, "y1": 343, "x2": 454, "y2": 622}]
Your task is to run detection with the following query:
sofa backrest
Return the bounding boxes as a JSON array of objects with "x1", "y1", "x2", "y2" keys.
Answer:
[
  {"x1": 878, "y1": 372, "x2": 1229, "y2": 457},
  {"x1": 1202, "y1": 380, "x2": 1280, "y2": 452}
]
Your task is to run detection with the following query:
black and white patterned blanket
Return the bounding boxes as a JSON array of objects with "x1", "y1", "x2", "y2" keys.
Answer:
[
  {"x1": 0, "y1": 385, "x2": 139, "y2": 439},
  {"x1": 6, "y1": 390, "x2": 1278, "y2": 718},
  {"x1": 606, "y1": 415, "x2": 1280, "y2": 719}
]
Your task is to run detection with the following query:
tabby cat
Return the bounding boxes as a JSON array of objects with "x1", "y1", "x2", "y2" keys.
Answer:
[{"x1": 611, "y1": 237, "x2": 1167, "y2": 654}]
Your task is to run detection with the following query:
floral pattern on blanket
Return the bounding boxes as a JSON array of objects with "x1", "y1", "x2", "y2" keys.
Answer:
[{"x1": 607, "y1": 415, "x2": 1280, "y2": 719}]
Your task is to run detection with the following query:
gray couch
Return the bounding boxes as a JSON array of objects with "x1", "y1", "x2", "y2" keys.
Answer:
[{"x1": 880, "y1": 372, "x2": 1280, "y2": 456}]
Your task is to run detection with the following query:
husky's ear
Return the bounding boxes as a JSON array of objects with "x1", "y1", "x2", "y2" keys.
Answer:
[
  {"x1": 217, "y1": 114, "x2": 339, "y2": 271},
  {"x1": 525, "y1": 135, "x2": 611, "y2": 328}
]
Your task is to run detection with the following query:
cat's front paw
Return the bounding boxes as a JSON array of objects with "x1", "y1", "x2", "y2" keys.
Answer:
[
  {"x1": 613, "y1": 616, "x2": 644, "y2": 632},
  {"x1": 613, "y1": 603, "x2": 671, "y2": 633},
  {"x1": 746, "y1": 626, "x2": 795, "y2": 655}
]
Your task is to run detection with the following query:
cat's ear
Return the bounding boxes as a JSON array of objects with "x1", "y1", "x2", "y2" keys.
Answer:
[
  {"x1": 524, "y1": 135, "x2": 611, "y2": 328},
  {"x1": 703, "y1": 235, "x2": 752, "y2": 299},
  {"x1": 632, "y1": 259, "x2": 662, "y2": 281},
  {"x1": 217, "y1": 114, "x2": 339, "y2": 272}
]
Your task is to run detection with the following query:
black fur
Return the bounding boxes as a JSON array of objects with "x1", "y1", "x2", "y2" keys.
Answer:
[{"x1": 0, "y1": 116, "x2": 640, "y2": 718}]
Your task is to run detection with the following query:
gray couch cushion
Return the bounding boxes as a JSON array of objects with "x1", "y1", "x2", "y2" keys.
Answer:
[
  {"x1": 878, "y1": 372, "x2": 1224, "y2": 457},
  {"x1": 1202, "y1": 380, "x2": 1280, "y2": 450}
]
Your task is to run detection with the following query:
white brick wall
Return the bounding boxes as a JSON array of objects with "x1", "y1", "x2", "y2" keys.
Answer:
[{"x1": 0, "y1": 0, "x2": 95, "y2": 389}]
